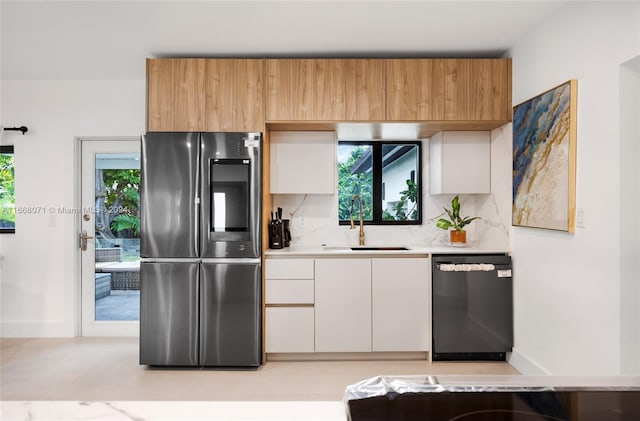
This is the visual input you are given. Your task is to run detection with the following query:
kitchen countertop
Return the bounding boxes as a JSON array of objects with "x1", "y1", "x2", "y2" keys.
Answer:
[
  {"x1": 2, "y1": 401, "x2": 348, "y2": 421},
  {"x1": 265, "y1": 244, "x2": 510, "y2": 257},
  {"x1": 345, "y1": 375, "x2": 640, "y2": 396},
  {"x1": 345, "y1": 375, "x2": 640, "y2": 421}
]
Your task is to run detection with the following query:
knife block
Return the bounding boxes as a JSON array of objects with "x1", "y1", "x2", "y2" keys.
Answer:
[
  {"x1": 269, "y1": 219, "x2": 291, "y2": 249},
  {"x1": 269, "y1": 222, "x2": 284, "y2": 249}
]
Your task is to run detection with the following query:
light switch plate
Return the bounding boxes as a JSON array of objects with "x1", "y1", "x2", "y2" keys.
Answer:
[{"x1": 576, "y1": 208, "x2": 585, "y2": 228}]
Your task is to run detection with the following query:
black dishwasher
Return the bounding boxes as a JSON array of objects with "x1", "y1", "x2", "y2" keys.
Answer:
[{"x1": 432, "y1": 254, "x2": 513, "y2": 361}]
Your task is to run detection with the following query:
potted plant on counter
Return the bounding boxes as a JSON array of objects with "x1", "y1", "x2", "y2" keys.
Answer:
[{"x1": 436, "y1": 195, "x2": 480, "y2": 244}]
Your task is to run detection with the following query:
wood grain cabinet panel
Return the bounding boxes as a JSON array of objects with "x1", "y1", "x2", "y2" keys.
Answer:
[
  {"x1": 343, "y1": 59, "x2": 385, "y2": 120},
  {"x1": 147, "y1": 58, "x2": 206, "y2": 132},
  {"x1": 491, "y1": 58, "x2": 512, "y2": 121},
  {"x1": 386, "y1": 58, "x2": 511, "y2": 122},
  {"x1": 148, "y1": 57, "x2": 511, "y2": 132},
  {"x1": 147, "y1": 58, "x2": 264, "y2": 132},
  {"x1": 468, "y1": 59, "x2": 512, "y2": 121},
  {"x1": 266, "y1": 59, "x2": 384, "y2": 121},
  {"x1": 386, "y1": 59, "x2": 445, "y2": 120},
  {"x1": 313, "y1": 59, "x2": 345, "y2": 120},
  {"x1": 266, "y1": 59, "x2": 311, "y2": 120},
  {"x1": 443, "y1": 58, "x2": 470, "y2": 120},
  {"x1": 205, "y1": 59, "x2": 264, "y2": 132}
]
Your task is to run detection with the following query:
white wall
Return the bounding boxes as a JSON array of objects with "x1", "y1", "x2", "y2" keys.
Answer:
[
  {"x1": 508, "y1": 2, "x2": 640, "y2": 375},
  {"x1": 0, "y1": 80, "x2": 144, "y2": 336},
  {"x1": 620, "y1": 56, "x2": 640, "y2": 375}
]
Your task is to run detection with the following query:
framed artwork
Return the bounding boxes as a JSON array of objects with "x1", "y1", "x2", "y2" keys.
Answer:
[{"x1": 512, "y1": 80, "x2": 577, "y2": 232}]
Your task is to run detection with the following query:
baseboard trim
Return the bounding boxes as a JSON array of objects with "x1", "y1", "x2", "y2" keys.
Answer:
[
  {"x1": 266, "y1": 352, "x2": 429, "y2": 362},
  {"x1": 0, "y1": 322, "x2": 73, "y2": 338},
  {"x1": 507, "y1": 348, "x2": 549, "y2": 375}
]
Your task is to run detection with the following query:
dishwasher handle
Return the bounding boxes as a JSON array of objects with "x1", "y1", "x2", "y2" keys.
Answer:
[{"x1": 437, "y1": 263, "x2": 500, "y2": 272}]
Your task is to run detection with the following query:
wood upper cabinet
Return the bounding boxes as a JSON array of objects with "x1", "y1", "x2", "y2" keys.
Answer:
[
  {"x1": 205, "y1": 59, "x2": 264, "y2": 132},
  {"x1": 147, "y1": 58, "x2": 206, "y2": 132},
  {"x1": 386, "y1": 59, "x2": 443, "y2": 120},
  {"x1": 266, "y1": 59, "x2": 385, "y2": 121},
  {"x1": 147, "y1": 58, "x2": 264, "y2": 132},
  {"x1": 468, "y1": 58, "x2": 512, "y2": 121},
  {"x1": 443, "y1": 58, "x2": 470, "y2": 120},
  {"x1": 386, "y1": 58, "x2": 511, "y2": 122},
  {"x1": 147, "y1": 57, "x2": 511, "y2": 131}
]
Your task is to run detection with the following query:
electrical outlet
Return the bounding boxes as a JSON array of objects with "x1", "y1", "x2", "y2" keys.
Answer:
[{"x1": 576, "y1": 208, "x2": 585, "y2": 228}]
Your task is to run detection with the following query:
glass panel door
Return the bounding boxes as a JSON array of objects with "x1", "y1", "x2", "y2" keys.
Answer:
[{"x1": 81, "y1": 139, "x2": 140, "y2": 336}]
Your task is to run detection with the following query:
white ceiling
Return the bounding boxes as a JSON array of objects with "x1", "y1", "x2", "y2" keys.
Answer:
[{"x1": 1, "y1": 0, "x2": 567, "y2": 80}]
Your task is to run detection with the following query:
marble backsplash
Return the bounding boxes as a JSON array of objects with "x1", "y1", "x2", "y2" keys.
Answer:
[
  {"x1": 272, "y1": 126, "x2": 512, "y2": 251},
  {"x1": 272, "y1": 193, "x2": 509, "y2": 249}
]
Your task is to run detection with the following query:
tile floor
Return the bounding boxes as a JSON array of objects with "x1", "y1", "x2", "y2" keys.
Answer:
[
  {"x1": 1, "y1": 337, "x2": 522, "y2": 420},
  {"x1": 1, "y1": 337, "x2": 519, "y2": 401}
]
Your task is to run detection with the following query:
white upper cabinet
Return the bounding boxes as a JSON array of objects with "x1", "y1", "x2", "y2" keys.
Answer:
[
  {"x1": 269, "y1": 131, "x2": 336, "y2": 194},
  {"x1": 429, "y1": 131, "x2": 491, "y2": 194}
]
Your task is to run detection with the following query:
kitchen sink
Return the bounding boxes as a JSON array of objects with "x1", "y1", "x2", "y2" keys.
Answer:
[
  {"x1": 350, "y1": 246, "x2": 409, "y2": 251},
  {"x1": 320, "y1": 245, "x2": 411, "y2": 252}
]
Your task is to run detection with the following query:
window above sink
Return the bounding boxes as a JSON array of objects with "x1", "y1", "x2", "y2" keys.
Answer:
[{"x1": 337, "y1": 141, "x2": 422, "y2": 226}]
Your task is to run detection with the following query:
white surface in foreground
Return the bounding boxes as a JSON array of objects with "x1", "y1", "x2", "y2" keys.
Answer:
[{"x1": 1, "y1": 401, "x2": 347, "y2": 421}]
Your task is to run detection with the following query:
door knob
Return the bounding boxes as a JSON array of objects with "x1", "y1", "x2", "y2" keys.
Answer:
[{"x1": 79, "y1": 230, "x2": 94, "y2": 251}]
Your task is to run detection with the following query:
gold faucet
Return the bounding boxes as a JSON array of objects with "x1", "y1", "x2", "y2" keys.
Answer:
[{"x1": 350, "y1": 194, "x2": 365, "y2": 246}]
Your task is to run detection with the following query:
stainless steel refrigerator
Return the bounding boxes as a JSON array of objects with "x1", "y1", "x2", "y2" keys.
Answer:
[{"x1": 139, "y1": 132, "x2": 262, "y2": 367}]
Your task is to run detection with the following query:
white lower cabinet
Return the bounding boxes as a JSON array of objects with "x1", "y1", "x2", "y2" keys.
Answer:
[
  {"x1": 265, "y1": 279, "x2": 314, "y2": 304},
  {"x1": 372, "y1": 258, "x2": 430, "y2": 352},
  {"x1": 265, "y1": 258, "x2": 315, "y2": 353},
  {"x1": 314, "y1": 258, "x2": 372, "y2": 352},
  {"x1": 266, "y1": 307, "x2": 315, "y2": 353},
  {"x1": 266, "y1": 255, "x2": 430, "y2": 356}
]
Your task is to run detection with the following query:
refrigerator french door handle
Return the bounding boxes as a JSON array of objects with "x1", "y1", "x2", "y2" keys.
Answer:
[{"x1": 194, "y1": 134, "x2": 201, "y2": 257}]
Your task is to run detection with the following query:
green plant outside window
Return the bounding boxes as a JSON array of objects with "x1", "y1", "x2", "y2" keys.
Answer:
[
  {"x1": 0, "y1": 146, "x2": 15, "y2": 233},
  {"x1": 102, "y1": 169, "x2": 140, "y2": 238}
]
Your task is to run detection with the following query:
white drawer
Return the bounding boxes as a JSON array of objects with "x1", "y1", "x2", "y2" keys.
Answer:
[
  {"x1": 266, "y1": 279, "x2": 314, "y2": 304},
  {"x1": 266, "y1": 307, "x2": 315, "y2": 353},
  {"x1": 265, "y1": 258, "x2": 314, "y2": 279}
]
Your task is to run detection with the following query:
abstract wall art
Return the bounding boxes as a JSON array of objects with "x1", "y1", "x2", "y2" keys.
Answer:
[{"x1": 513, "y1": 80, "x2": 577, "y2": 232}]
